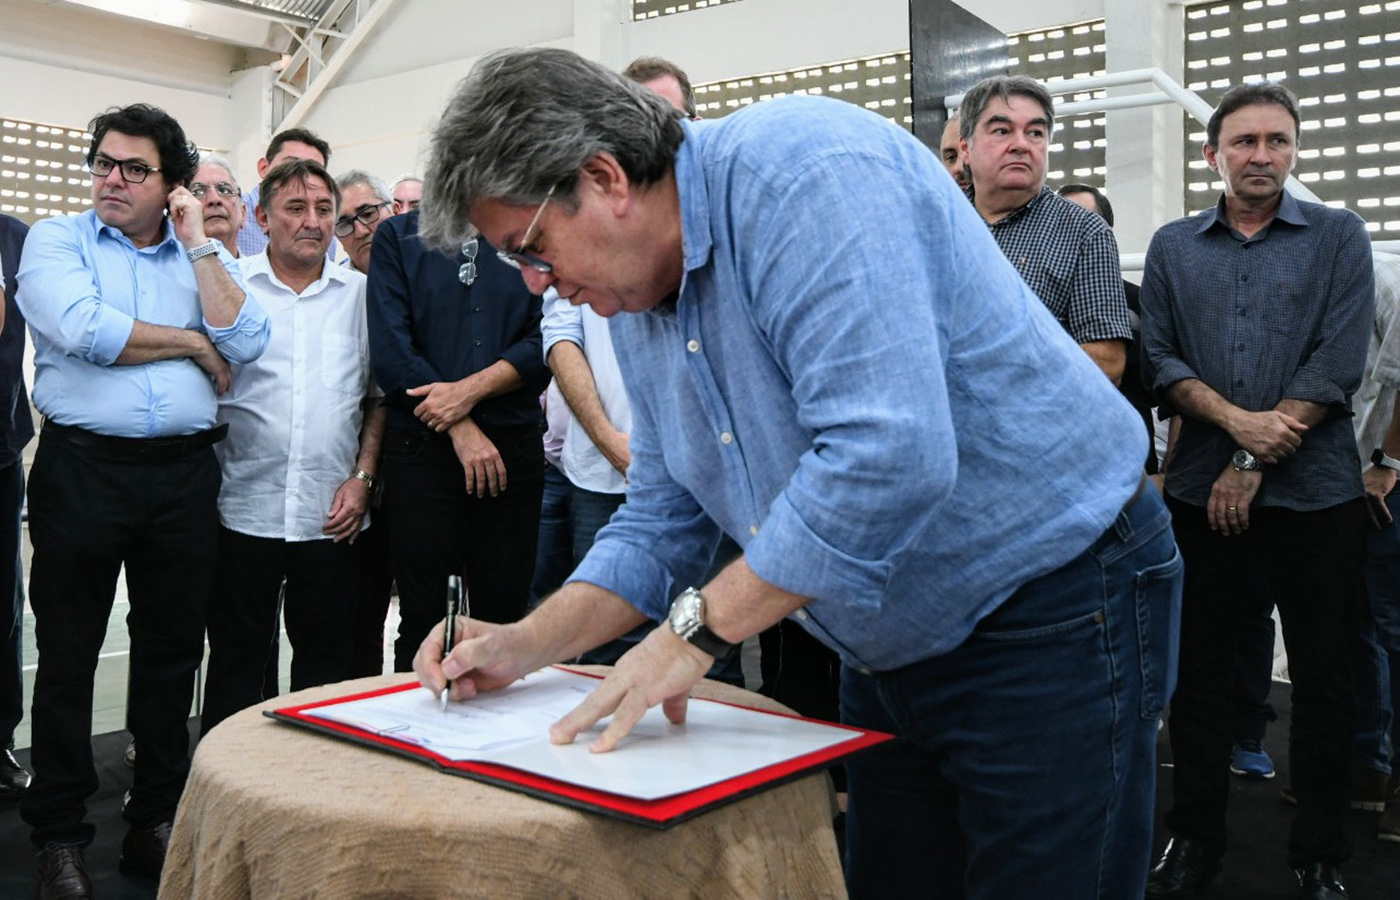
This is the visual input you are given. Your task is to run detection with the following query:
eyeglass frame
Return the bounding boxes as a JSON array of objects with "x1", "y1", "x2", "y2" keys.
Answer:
[
  {"x1": 190, "y1": 181, "x2": 240, "y2": 199},
  {"x1": 334, "y1": 201, "x2": 392, "y2": 238},
  {"x1": 459, "y1": 238, "x2": 479, "y2": 286},
  {"x1": 496, "y1": 183, "x2": 558, "y2": 274},
  {"x1": 88, "y1": 154, "x2": 162, "y2": 185}
]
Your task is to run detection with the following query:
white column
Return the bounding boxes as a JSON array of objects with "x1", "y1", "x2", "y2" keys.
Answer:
[{"x1": 1104, "y1": 0, "x2": 1184, "y2": 259}]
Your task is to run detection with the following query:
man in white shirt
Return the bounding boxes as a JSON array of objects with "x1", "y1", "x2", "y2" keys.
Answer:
[{"x1": 201, "y1": 158, "x2": 385, "y2": 735}]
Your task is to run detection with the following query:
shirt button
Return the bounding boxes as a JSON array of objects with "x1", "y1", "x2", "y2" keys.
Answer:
[
  {"x1": 1238, "y1": 309, "x2": 1247, "y2": 316},
  {"x1": 857, "y1": 666, "x2": 872, "y2": 676},
  {"x1": 720, "y1": 431, "x2": 733, "y2": 444},
  {"x1": 749, "y1": 524, "x2": 759, "y2": 536},
  {"x1": 1237, "y1": 343, "x2": 1246, "y2": 351},
  {"x1": 686, "y1": 339, "x2": 700, "y2": 353},
  {"x1": 1240, "y1": 275, "x2": 1249, "y2": 282},
  {"x1": 474, "y1": 307, "x2": 481, "y2": 313},
  {"x1": 795, "y1": 610, "x2": 808, "y2": 621},
  {"x1": 475, "y1": 340, "x2": 482, "y2": 346}
]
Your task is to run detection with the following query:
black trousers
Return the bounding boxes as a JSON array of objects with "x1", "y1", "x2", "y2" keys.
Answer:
[
  {"x1": 201, "y1": 527, "x2": 360, "y2": 735},
  {"x1": 20, "y1": 432, "x2": 219, "y2": 845},
  {"x1": 381, "y1": 425, "x2": 543, "y2": 672},
  {"x1": 0, "y1": 461, "x2": 26, "y2": 746},
  {"x1": 348, "y1": 516, "x2": 394, "y2": 678},
  {"x1": 1163, "y1": 495, "x2": 1363, "y2": 866}
]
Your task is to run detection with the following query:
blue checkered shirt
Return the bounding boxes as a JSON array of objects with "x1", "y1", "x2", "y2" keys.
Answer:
[
  {"x1": 1140, "y1": 192, "x2": 1374, "y2": 510},
  {"x1": 984, "y1": 186, "x2": 1131, "y2": 345}
]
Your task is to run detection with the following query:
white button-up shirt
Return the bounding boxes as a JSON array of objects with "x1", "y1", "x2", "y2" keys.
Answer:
[{"x1": 216, "y1": 252, "x2": 377, "y2": 541}]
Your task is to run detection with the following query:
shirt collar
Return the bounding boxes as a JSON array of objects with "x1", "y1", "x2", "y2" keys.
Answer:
[
  {"x1": 1197, "y1": 189, "x2": 1308, "y2": 234},
  {"x1": 675, "y1": 118, "x2": 713, "y2": 277},
  {"x1": 983, "y1": 185, "x2": 1052, "y2": 228},
  {"x1": 94, "y1": 213, "x2": 179, "y2": 253},
  {"x1": 244, "y1": 247, "x2": 352, "y2": 296}
]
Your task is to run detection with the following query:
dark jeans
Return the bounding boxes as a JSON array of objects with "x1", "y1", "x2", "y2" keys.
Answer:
[
  {"x1": 1164, "y1": 495, "x2": 1363, "y2": 866},
  {"x1": 841, "y1": 486, "x2": 1181, "y2": 899},
  {"x1": 1360, "y1": 489, "x2": 1400, "y2": 774},
  {"x1": 202, "y1": 527, "x2": 360, "y2": 735},
  {"x1": 0, "y1": 461, "x2": 25, "y2": 745},
  {"x1": 20, "y1": 432, "x2": 219, "y2": 845},
  {"x1": 349, "y1": 516, "x2": 394, "y2": 678},
  {"x1": 381, "y1": 425, "x2": 543, "y2": 671},
  {"x1": 529, "y1": 463, "x2": 574, "y2": 607}
]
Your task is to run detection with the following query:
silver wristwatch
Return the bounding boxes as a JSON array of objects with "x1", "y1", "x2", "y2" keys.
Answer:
[
  {"x1": 666, "y1": 587, "x2": 737, "y2": 660},
  {"x1": 1231, "y1": 449, "x2": 1262, "y2": 472}
]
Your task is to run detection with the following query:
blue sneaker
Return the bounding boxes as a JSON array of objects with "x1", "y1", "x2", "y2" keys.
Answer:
[{"x1": 1230, "y1": 740, "x2": 1275, "y2": 780}]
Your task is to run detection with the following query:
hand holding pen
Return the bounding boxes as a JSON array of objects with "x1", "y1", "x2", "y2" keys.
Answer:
[{"x1": 440, "y1": 574, "x2": 465, "y2": 712}]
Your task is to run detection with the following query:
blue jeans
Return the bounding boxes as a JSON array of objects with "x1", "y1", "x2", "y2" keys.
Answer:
[
  {"x1": 841, "y1": 486, "x2": 1182, "y2": 900},
  {"x1": 1360, "y1": 490, "x2": 1400, "y2": 774},
  {"x1": 530, "y1": 464, "x2": 574, "y2": 607}
]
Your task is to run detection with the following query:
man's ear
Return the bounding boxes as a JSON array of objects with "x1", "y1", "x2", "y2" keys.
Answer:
[
  {"x1": 1202, "y1": 143, "x2": 1219, "y2": 173},
  {"x1": 255, "y1": 204, "x2": 269, "y2": 236},
  {"x1": 578, "y1": 151, "x2": 632, "y2": 216},
  {"x1": 256, "y1": 157, "x2": 270, "y2": 180}
]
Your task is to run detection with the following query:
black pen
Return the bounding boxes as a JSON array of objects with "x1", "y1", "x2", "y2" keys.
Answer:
[{"x1": 441, "y1": 574, "x2": 463, "y2": 712}]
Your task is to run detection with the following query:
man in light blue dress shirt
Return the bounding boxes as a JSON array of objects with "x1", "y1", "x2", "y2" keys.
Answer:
[
  {"x1": 15, "y1": 103, "x2": 269, "y2": 899},
  {"x1": 413, "y1": 49, "x2": 1181, "y2": 899}
]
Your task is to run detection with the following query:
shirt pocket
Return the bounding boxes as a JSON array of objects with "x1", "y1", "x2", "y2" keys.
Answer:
[{"x1": 320, "y1": 333, "x2": 366, "y2": 395}]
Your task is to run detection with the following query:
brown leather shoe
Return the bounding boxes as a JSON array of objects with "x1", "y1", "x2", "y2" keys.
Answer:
[
  {"x1": 118, "y1": 820, "x2": 172, "y2": 880},
  {"x1": 36, "y1": 842, "x2": 93, "y2": 900}
]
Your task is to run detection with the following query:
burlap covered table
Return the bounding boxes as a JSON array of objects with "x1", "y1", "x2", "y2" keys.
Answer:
[{"x1": 158, "y1": 670, "x2": 846, "y2": 899}]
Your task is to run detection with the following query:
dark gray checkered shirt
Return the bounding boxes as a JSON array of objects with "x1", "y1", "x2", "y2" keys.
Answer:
[
  {"x1": 984, "y1": 187, "x2": 1132, "y2": 345},
  {"x1": 1140, "y1": 192, "x2": 1374, "y2": 510}
]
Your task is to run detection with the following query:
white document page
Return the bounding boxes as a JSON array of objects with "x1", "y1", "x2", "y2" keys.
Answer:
[{"x1": 302, "y1": 667, "x2": 855, "y2": 800}]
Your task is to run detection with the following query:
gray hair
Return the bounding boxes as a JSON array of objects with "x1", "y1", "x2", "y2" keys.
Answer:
[
  {"x1": 420, "y1": 47, "x2": 684, "y2": 252},
  {"x1": 392, "y1": 175, "x2": 422, "y2": 191},
  {"x1": 957, "y1": 75, "x2": 1056, "y2": 144},
  {"x1": 337, "y1": 169, "x2": 392, "y2": 204},
  {"x1": 196, "y1": 152, "x2": 240, "y2": 189}
]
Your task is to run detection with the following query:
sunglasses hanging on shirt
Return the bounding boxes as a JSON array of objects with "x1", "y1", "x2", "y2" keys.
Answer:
[{"x1": 459, "y1": 239, "x2": 478, "y2": 286}]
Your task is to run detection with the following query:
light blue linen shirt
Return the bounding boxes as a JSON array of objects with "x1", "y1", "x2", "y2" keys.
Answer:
[
  {"x1": 568, "y1": 97, "x2": 1147, "y2": 672},
  {"x1": 16, "y1": 209, "x2": 270, "y2": 437}
]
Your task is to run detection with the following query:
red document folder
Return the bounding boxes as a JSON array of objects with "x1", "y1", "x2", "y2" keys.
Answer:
[{"x1": 266, "y1": 668, "x2": 895, "y2": 830}]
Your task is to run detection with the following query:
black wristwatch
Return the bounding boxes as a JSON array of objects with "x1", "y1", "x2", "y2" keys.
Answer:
[
  {"x1": 666, "y1": 587, "x2": 737, "y2": 660},
  {"x1": 1372, "y1": 448, "x2": 1400, "y2": 473},
  {"x1": 1231, "y1": 449, "x2": 1262, "y2": 472}
]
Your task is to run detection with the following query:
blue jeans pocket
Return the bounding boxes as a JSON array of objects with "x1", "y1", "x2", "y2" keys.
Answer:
[{"x1": 1135, "y1": 546, "x2": 1183, "y2": 719}]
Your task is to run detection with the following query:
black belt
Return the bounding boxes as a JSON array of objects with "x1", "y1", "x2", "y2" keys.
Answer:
[{"x1": 42, "y1": 419, "x2": 228, "y2": 462}]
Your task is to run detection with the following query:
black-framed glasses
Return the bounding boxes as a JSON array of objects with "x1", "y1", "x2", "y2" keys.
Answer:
[
  {"x1": 459, "y1": 239, "x2": 479, "y2": 286},
  {"x1": 496, "y1": 183, "x2": 557, "y2": 274},
  {"x1": 190, "y1": 181, "x2": 239, "y2": 199},
  {"x1": 89, "y1": 155, "x2": 160, "y2": 184},
  {"x1": 334, "y1": 201, "x2": 391, "y2": 237}
]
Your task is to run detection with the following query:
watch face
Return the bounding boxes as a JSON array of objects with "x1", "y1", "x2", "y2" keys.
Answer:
[{"x1": 668, "y1": 589, "x2": 703, "y2": 639}]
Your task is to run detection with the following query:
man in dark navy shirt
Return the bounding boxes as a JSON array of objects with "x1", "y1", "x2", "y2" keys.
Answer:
[
  {"x1": 0, "y1": 212, "x2": 34, "y2": 802},
  {"x1": 1141, "y1": 82, "x2": 1373, "y2": 900},
  {"x1": 367, "y1": 209, "x2": 548, "y2": 670}
]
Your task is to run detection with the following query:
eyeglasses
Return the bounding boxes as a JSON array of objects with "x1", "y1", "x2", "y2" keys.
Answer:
[
  {"x1": 190, "y1": 182, "x2": 239, "y2": 199},
  {"x1": 334, "y1": 201, "x2": 391, "y2": 237},
  {"x1": 496, "y1": 183, "x2": 557, "y2": 274},
  {"x1": 89, "y1": 155, "x2": 160, "y2": 184},
  {"x1": 459, "y1": 239, "x2": 478, "y2": 286}
]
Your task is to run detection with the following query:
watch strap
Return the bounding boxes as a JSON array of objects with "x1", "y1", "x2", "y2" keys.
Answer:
[
  {"x1": 685, "y1": 622, "x2": 737, "y2": 660},
  {"x1": 352, "y1": 469, "x2": 376, "y2": 489},
  {"x1": 1372, "y1": 448, "x2": 1400, "y2": 472},
  {"x1": 186, "y1": 240, "x2": 220, "y2": 263}
]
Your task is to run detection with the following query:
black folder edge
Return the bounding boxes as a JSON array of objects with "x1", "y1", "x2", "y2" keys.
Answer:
[{"x1": 262, "y1": 673, "x2": 896, "y2": 830}]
